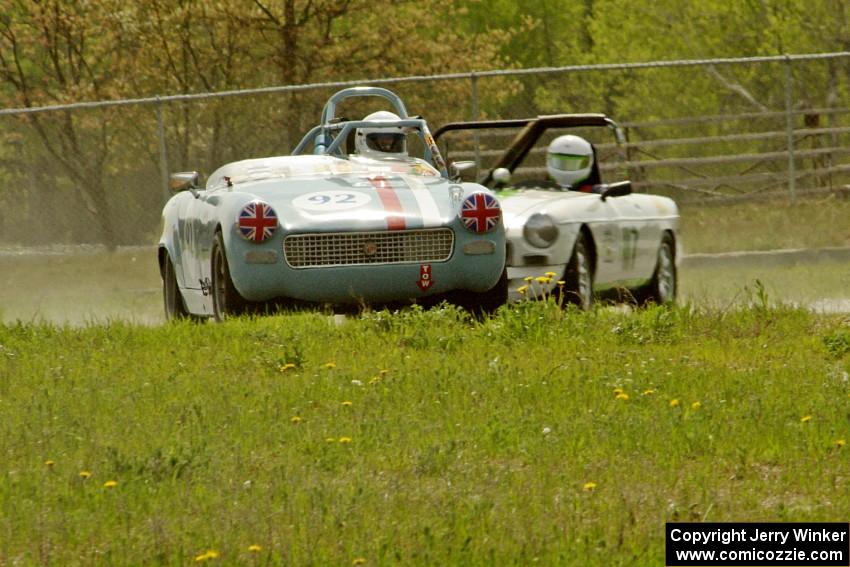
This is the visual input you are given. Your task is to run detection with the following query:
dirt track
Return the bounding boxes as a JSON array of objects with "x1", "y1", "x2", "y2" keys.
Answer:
[{"x1": 1, "y1": 245, "x2": 848, "y2": 324}]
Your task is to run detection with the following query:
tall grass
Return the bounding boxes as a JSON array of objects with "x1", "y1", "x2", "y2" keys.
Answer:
[{"x1": 2, "y1": 301, "x2": 849, "y2": 565}]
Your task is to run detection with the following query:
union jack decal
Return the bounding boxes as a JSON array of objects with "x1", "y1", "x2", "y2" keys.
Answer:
[
  {"x1": 238, "y1": 202, "x2": 278, "y2": 243},
  {"x1": 460, "y1": 193, "x2": 501, "y2": 234}
]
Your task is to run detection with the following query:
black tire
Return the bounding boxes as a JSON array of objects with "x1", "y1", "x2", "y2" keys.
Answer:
[
  {"x1": 211, "y1": 232, "x2": 247, "y2": 322},
  {"x1": 644, "y1": 233, "x2": 677, "y2": 305},
  {"x1": 451, "y1": 267, "x2": 508, "y2": 317},
  {"x1": 560, "y1": 232, "x2": 593, "y2": 309},
  {"x1": 473, "y1": 267, "x2": 508, "y2": 315},
  {"x1": 163, "y1": 253, "x2": 191, "y2": 320}
]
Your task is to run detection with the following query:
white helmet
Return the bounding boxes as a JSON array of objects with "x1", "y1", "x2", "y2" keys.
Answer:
[
  {"x1": 355, "y1": 110, "x2": 407, "y2": 159},
  {"x1": 547, "y1": 135, "x2": 594, "y2": 188}
]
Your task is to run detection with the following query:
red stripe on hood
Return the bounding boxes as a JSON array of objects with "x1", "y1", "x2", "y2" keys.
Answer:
[{"x1": 369, "y1": 176, "x2": 406, "y2": 230}]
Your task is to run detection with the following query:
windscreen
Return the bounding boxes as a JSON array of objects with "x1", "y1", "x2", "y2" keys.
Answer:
[{"x1": 438, "y1": 124, "x2": 629, "y2": 188}]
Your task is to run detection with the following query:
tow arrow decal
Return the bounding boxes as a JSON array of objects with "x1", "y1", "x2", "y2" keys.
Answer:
[{"x1": 417, "y1": 264, "x2": 433, "y2": 292}]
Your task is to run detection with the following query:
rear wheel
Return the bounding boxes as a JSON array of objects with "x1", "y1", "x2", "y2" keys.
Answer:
[
  {"x1": 211, "y1": 232, "x2": 247, "y2": 322},
  {"x1": 644, "y1": 233, "x2": 677, "y2": 305},
  {"x1": 560, "y1": 233, "x2": 593, "y2": 309},
  {"x1": 163, "y1": 253, "x2": 190, "y2": 320}
]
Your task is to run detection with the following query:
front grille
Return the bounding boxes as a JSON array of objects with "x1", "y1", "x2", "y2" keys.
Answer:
[{"x1": 284, "y1": 228, "x2": 454, "y2": 268}]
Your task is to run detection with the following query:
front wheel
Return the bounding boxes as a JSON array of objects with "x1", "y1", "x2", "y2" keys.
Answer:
[
  {"x1": 211, "y1": 232, "x2": 247, "y2": 322},
  {"x1": 644, "y1": 233, "x2": 677, "y2": 305},
  {"x1": 449, "y1": 267, "x2": 508, "y2": 317},
  {"x1": 163, "y1": 253, "x2": 190, "y2": 320},
  {"x1": 559, "y1": 233, "x2": 593, "y2": 309}
]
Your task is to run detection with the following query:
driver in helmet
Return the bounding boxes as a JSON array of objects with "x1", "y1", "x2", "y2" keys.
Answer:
[
  {"x1": 546, "y1": 134, "x2": 600, "y2": 192},
  {"x1": 355, "y1": 110, "x2": 408, "y2": 159}
]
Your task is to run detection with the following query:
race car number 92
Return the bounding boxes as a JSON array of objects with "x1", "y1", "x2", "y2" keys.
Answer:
[{"x1": 293, "y1": 191, "x2": 372, "y2": 211}]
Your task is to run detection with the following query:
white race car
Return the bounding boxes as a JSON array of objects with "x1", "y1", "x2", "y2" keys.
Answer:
[{"x1": 435, "y1": 114, "x2": 680, "y2": 308}]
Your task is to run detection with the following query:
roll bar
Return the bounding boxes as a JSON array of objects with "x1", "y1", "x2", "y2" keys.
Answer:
[{"x1": 292, "y1": 86, "x2": 448, "y2": 178}]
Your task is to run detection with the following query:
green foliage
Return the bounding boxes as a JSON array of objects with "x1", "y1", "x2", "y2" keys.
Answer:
[
  {"x1": 610, "y1": 304, "x2": 682, "y2": 344},
  {"x1": 823, "y1": 330, "x2": 850, "y2": 358},
  {"x1": 1, "y1": 304, "x2": 848, "y2": 564}
]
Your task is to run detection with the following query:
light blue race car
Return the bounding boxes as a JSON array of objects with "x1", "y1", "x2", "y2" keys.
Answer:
[{"x1": 158, "y1": 87, "x2": 507, "y2": 321}]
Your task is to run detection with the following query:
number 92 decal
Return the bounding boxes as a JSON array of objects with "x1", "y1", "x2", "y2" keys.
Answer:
[{"x1": 292, "y1": 191, "x2": 372, "y2": 211}]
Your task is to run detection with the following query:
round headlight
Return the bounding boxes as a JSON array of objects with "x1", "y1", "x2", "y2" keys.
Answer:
[
  {"x1": 459, "y1": 192, "x2": 501, "y2": 234},
  {"x1": 238, "y1": 201, "x2": 278, "y2": 243},
  {"x1": 523, "y1": 213, "x2": 558, "y2": 248}
]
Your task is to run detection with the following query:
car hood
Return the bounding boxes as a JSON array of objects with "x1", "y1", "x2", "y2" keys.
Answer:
[
  {"x1": 495, "y1": 188, "x2": 589, "y2": 223},
  {"x1": 219, "y1": 172, "x2": 468, "y2": 233}
]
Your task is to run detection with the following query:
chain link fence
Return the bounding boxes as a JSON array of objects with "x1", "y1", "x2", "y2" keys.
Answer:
[{"x1": 1, "y1": 51, "x2": 849, "y2": 248}]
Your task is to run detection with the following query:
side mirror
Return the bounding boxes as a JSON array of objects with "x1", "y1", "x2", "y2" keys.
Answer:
[
  {"x1": 600, "y1": 180, "x2": 632, "y2": 201},
  {"x1": 170, "y1": 171, "x2": 200, "y2": 197},
  {"x1": 492, "y1": 167, "x2": 512, "y2": 187},
  {"x1": 450, "y1": 160, "x2": 476, "y2": 182}
]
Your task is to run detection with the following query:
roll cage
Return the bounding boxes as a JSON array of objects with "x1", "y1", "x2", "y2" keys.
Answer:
[
  {"x1": 432, "y1": 114, "x2": 626, "y2": 187},
  {"x1": 293, "y1": 86, "x2": 449, "y2": 178}
]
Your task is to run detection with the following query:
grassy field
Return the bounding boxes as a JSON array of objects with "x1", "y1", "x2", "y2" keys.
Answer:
[
  {"x1": 2, "y1": 302, "x2": 849, "y2": 565},
  {"x1": 680, "y1": 194, "x2": 850, "y2": 254},
  {"x1": 1, "y1": 197, "x2": 848, "y2": 564}
]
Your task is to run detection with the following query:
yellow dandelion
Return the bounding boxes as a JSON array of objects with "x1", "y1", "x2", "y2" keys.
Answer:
[
  {"x1": 544, "y1": 271, "x2": 557, "y2": 278},
  {"x1": 642, "y1": 389, "x2": 656, "y2": 396},
  {"x1": 194, "y1": 550, "x2": 219, "y2": 562},
  {"x1": 669, "y1": 399, "x2": 680, "y2": 408},
  {"x1": 324, "y1": 362, "x2": 336, "y2": 369},
  {"x1": 523, "y1": 276, "x2": 534, "y2": 282},
  {"x1": 103, "y1": 480, "x2": 118, "y2": 488},
  {"x1": 352, "y1": 558, "x2": 367, "y2": 566},
  {"x1": 691, "y1": 401, "x2": 701, "y2": 410},
  {"x1": 535, "y1": 276, "x2": 550, "y2": 284},
  {"x1": 325, "y1": 437, "x2": 336, "y2": 443},
  {"x1": 613, "y1": 387, "x2": 624, "y2": 395},
  {"x1": 615, "y1": 393, "x2": 629, "y2": 401},
  {"x1": 339, "y1": 437, "x2": 352, "y2": 444},
  {"x1": 835, "y1": 439, "x2": 846, "y2": 448},
  {"x1": 248, "y1": 544, "x2": 262, "y2": 553},
  {"x1": 583, "y1": 481, "x2": 597, "y2": 491},
  {"x1": 557, "y1": 280, "x2": 566, "y2": 286},
  {"x1": 279, "y1": 363, "x2": 296, "y2": 372},
  {"x1": 800, "y1": 415, "x2": 813, "y2": 423},
  {"x1": 44, "y1": 460, "x2": 55, "y2": 467},
  {"x1": 79, "y1": 470, "x2": 92, "y2": 479},
  {"x1": 341, "y1": 401, "x2": 353, "y2": 407},
  {"x1": 290, "y1": 416, "x2": 302, "y2": 424},
  {"x1": 517, "y1": 285, "x2": 529, "y2": 295}
]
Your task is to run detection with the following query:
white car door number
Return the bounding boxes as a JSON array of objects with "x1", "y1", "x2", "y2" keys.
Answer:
[{"x1": 293, "y1": 191, "x2": 371, "y2": 211}]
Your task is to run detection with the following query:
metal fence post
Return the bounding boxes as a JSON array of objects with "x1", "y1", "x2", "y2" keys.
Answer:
[
  {"x1": 156, "y1": 96, "x2": 171, "y2": 203},
  {"x1": 470, "y1": 72, "x2": 481, "y2": 172},
  {"x1": 783, "y1": 55, "x2": 797, "y2": 202}
]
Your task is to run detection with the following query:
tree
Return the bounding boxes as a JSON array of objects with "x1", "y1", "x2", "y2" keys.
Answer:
[{"x1": 0, "y1": 0, "x2": 136, "y2": 245}]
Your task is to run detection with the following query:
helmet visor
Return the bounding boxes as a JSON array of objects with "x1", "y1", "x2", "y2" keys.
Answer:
[
  {"x1": 548, "y1": 153, "x2": 591, "y2": 172},
  {"x1": 366, "y1": 132, "x2": 406, "y2": 153}
]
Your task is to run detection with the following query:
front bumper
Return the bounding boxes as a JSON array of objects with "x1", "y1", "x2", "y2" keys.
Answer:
[{"x1": 227, "y1": 227, "x2": 505, "y2": 303}]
